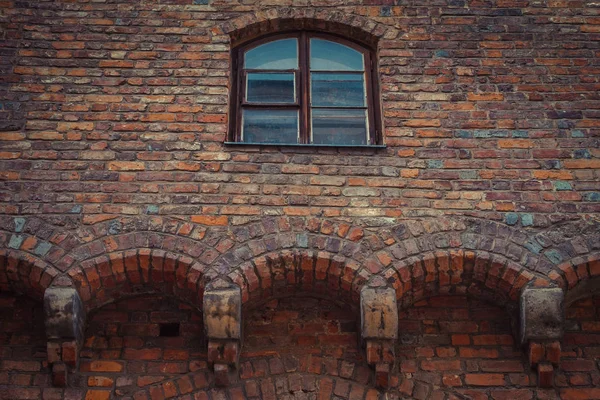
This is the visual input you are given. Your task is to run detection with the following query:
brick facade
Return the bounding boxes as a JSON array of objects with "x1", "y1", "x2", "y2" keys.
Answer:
[{"x1": 1, "y1": 0, "x2": 600, "y2": 399}]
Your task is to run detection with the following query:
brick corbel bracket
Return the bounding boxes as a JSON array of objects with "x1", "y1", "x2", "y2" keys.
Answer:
[
  {"x1": 360, "y1": 283, "x2": 398, "y2": 389},
  {"x1": 44, "y1": 287, "x2": 86, "y2": 387},
  {"x1": 203, "y1": 279, "x2": 242, "y2": 387},
  {"x1": 519, "y1": 287, "x2": 564, "y2": 388}
]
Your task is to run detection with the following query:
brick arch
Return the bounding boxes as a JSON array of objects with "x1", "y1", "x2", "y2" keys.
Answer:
[
  {"x1": 527, "y1": 218, "x2": 600, "y2": 274},
  {"x1": 207, "y1": 217, "x2": 371, "y2": 270},
  {"x1": 222, "y1": 8, "x2": 399, "y2": 47},
  {"x1": 67, "y1": 248, "x2": 213, "y2": 312},
  {"x1": 550, "y1": 252, "x2": 600, "y2": 306},
  {"x1": 0, "y1": 249, "x2": 60, "y2": 300},
  {"x1": 128, "y1": 368, "x2": 380, "y2": 399},
  {"x1": 381, "y1": 249, "x2": 543, "y2": 310},
  {"x1": 226, "y1": 249, "x2": 370, "y2": 310},
  {"x1": 360, "y1": 217, "x2": 550, "y2": 275},
  {"x1": 57, "y1": 229, "x2": 220, "y2": 273},
  {"x1": 0, "y1": 218, "x2": 79, "y2": 268},
  {"x1": 67, "y1": 215, "x2": 212, "y2": 245},
  {"x1": 232, "y1": 370, "x2": 380, "y2": 399}
]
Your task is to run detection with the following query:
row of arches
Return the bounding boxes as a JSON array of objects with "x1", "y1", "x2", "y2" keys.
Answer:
[
  {"x1": 3, "y1": 246, "x2": 600, "y2": 315},
  {"x1": 2, "y1": 215, "x2": 598, "y2": 299},
  {"x1": 1, "y1": 219, "x2": 599, "y2": 398}
]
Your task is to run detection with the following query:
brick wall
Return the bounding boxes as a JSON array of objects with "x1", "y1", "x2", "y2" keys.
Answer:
[
  {"x1": 396, "y1": 295, "x2": 529, "y2": 399},
  {"x1": 560, "y1": 295, "x2": 600, "y2": 399},
  {"x1": 78, "y1": 295, "x2": 205, "y2": 399},
  {"x1": 2, "y1": 291, "x2": 600, "y2": 398},
  {"x1": 1, "y1": 0, "x2": 600, "y2": 398},
  {"x1": 0, "y1": 294, "x2": 51, "y2": 399},
  {"x1": 0, "y1": 0, "x2": 598, "y2": 225}
]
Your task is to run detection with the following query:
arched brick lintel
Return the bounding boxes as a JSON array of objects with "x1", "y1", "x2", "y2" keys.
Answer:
[
  {"x1": 56, "y1": 228, "x2": 215, "y2": 273},
  {"x1": 550, "y1": 252, "x2": 600, "y2": 306},
  {"x1": 125, "y1": 368, "x2": 379, "y2": 400},
  {"x1": 0, "y1": 248, "x2": 61, "y2": 301},
  {"x1": 68, "y1": 248, "x2": 213, "y2": 312},
  {"x1": 222, "y1": 8, "x2": 400, "y2": 48},
  {"x1": 382, "y1": 249, "x2": 547, "y2": 310},
  {"x1": 227, "y1": 249, "x2": 370, "y2": 310}
]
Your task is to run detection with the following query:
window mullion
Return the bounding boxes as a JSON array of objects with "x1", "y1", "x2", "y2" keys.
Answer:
[{"x1": 300, "y1": 32, "x2": 310, "y2": 144}]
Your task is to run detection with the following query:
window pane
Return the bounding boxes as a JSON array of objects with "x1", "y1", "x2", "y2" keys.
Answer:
[
  {"x1": 312, "y1": 109, "x2": 368, "y2": 145},
  {"x1": 310, "y1": 39, "x2": 364, "y2": 71},
  {"x1": 242, "y1": 109, "x2": 299, "y2": 144},
  {"x1": 244, "y1": 39, "x2": 298, "y2": 70},
  {"x1": 311, "y1": 73, "x2": 365, "y2": 107},
  {"x1": 246, "y1": 73, "x2": 295, "y2": 104}
]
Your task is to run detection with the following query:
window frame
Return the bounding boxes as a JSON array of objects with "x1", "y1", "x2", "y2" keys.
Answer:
[{"x1": 228, "y1": 31, "x2": 383, "y2": 147}]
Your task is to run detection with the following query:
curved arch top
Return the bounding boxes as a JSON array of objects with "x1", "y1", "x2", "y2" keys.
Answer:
[
  {"x1": 221, "y1": 8, "x2": 400, "y2": 48},
  {"x1": 227, "y1": 249, "x2": 370, "y2": 310},
  {"x1": 68, "y1": 248, "x2": 214, "y2": 312},
  {"x1": 0, "y1": 249, "x2": 60, "y2": 300},
  {"x1": 380, "y1": 249, "x2": 543, "y2": 311},
  {"x1": 550, "y1": 252, "x2": 600, "y2": 306}
]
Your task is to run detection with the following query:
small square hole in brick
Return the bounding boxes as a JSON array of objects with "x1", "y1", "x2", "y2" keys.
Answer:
[{"x1": 159, "y1": 322, "x2": 180, "y2": 337}]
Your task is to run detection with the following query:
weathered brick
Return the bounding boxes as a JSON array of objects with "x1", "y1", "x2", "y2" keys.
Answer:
[{"x1": 1, "y1": 2, "x2": 599, "y2": 398}]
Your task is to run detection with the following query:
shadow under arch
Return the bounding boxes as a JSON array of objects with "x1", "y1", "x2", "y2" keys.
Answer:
[
  {"x1": 67, "y1": 248, "x2": 213, "y2": 312},
  {"x1": 382, "y1": 249, "x2": 542, "y2": 311},
  {"x1": 225, "y1": 248, "x2": 371, "y2": 312},
  {"x1": 0, "y1": 248, "x2": 60, "y2": 300}
]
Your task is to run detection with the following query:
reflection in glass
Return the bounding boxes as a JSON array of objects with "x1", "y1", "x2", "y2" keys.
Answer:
[
  {"x1": 244, "y1": 39, "x2": 298, "y2": 70},
  {"x1": 310, "y1": 39, "x2": 364, "y2": 71},
  {"x1": 311, "y1": 73, "x2": 365, "y2": 107},
  {"x1": 242, "y1": 109, "x2": 299, "y2": 144},
  {"x1": 312, "y1": 109, "x2": 368, "y2": 145},
  {"x1": 246, "y1": 73, "x2": 295, "y2": 104}
]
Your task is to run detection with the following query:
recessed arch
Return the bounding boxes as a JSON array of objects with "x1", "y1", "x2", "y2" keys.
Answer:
[
  {"x1": 68, "y1": 248, "x2": 211, "y2": 312},
  {"x1": 382, "y1": 249, "x2": 541, "y2": 310},
  {"x1": 226, "y1": 249, "x2": 370, "y2": 311}
]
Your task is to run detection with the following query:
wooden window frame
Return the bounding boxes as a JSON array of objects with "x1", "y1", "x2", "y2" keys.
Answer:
[{"x1": 228, "y1": 31, "x2": 383, "y2": 146}]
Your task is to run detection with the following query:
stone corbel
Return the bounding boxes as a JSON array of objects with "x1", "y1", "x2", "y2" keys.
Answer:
[
  {"x1": 360, "y1": 284, "x2": 398, "y2": 389},
  {"x1": 520, "y1": 287, "x2": 564, "y2": 388},
  {"x1": 203, "y1": 279, "x2": 242, "y2": 387},
  {"x1": 44, "y1": 287, "x2": 86, "y2": 387}
]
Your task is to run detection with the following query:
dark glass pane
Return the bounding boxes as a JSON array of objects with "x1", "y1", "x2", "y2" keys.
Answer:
[
  {"x1": 242, "y1": 109, "x2": 299, "y2": 144},
  {"x1": 244, "y1": 39, "x2": 298, "y2": 70},
  {"x1": 246, "y1": 73, "x2": 295, "y2": 104},
  {"x1": 311, "y1": 73, "x2": 365, "y2": 107},
  {"x1": 312, "y1": 109, "x2": 368, "y2": 145},
  {"x1": 310, "y1": 39, "x2": 364, "y2": 71}
]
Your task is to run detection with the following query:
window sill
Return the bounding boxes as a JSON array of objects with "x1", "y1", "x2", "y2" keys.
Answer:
[{"x1": 224, "y1": 142, "x2": 387, "y2": 149}]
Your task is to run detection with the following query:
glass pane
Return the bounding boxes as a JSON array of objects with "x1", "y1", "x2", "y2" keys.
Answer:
[
  {"x1": 244, "y1": 38, "x2": 298, "y2": 70},
  {"x1": 311, "y1": 73, "x2": 365, "y2": 107},
  {"x1": 310, "y1": 39, "x2": 364, "y2": 71},
  {"x1": 242, "y1": 109, "x2": 299, "y2": 144},
  {"x1": 246, "y1": 73, "x2": 295, "y2": 104},
  {"x1": 312, "y1": 109, "x2": 368, "y2": 145}
]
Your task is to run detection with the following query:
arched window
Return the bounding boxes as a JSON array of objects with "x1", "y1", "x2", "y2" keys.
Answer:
[{"x1": 228, "y1": 32, "x2": 382, "y2": 146}]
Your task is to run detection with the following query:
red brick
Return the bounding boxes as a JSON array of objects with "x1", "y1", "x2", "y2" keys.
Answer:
[
  {"x1": 85, "y1": 390, "x2": 111, "y2": 400},
  {"x1": 421, "y1": 360, "x2": 461, "y2": 371},
  {"x1": 464, "y1": 374, "x2": 506, "y2": 386},
  {"x1": 80, "y1": 361, "x2": 123, "y2": 372}
]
